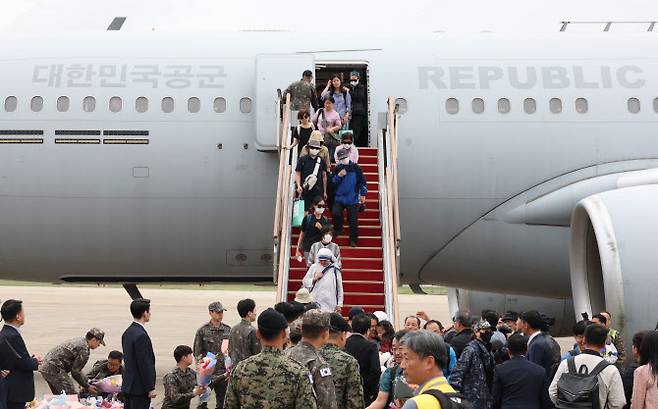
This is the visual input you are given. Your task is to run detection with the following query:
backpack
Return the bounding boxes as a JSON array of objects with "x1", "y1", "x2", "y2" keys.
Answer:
[
  {"x1": 421, "y1": 390, "x2": 472, "y2": 409},
  {"x1": 555, "y1": 357, "x2": 610, "y2": 409}
]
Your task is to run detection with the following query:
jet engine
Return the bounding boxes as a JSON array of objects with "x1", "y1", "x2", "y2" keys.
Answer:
[{"x1": 570, "y1": 185, "x2": 658, "y2": 341}]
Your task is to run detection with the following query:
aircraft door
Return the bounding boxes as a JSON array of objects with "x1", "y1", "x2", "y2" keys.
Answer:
[{"x1": 255, "y1": 54, "x2": 315, "y2": 151}]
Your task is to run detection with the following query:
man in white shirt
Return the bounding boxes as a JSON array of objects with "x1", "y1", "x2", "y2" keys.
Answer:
[{"x1": 549, "y1": 323, "x2": 626, "y2": 409}]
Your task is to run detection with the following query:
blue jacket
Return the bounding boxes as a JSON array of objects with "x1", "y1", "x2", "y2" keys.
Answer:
[
  {"x1": 0, "y1": 325, "x2": 39, "y2": 405},
  {"x1": 121, "y1": 322, "x2": 156, "y2": 396},
  {"x1": 331, "y1": 162, "x2": 367, "y2": 205},
  {"x1": 527, "y1": 333, "x2": 556, "y2": 375},
  {"x1": 492, "y1": 356, "x2": 551, "y2": 409}
]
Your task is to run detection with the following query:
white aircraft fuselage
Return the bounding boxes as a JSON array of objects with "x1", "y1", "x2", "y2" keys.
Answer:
[{"x1": 1, "y1": 31, "x2": 657, "y2": 308}]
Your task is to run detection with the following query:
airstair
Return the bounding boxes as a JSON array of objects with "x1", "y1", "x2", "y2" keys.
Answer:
[{"x1": 273, "y1": 95, "x2": 402, "y2": 325}]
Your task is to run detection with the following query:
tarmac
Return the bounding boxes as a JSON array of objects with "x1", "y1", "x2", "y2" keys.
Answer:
[{"x1": 0, "y1": 285, "x2": 454, "y2": 407}]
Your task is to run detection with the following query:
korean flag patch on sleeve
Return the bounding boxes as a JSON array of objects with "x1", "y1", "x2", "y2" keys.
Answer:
[{"x1": 320, "y1": 367, "x2": 332, "y2": 377}]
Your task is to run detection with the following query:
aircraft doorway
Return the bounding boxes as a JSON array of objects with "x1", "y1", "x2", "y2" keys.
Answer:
[{"x1": 315, "y1": 63, "x2": 370, "y2": 147}]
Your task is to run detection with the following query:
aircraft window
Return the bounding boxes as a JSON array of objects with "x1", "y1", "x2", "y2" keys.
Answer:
[
  {"x1": 523, "y1": 98, "x2": 536, "y2": 114},
  {"x1": 395, "y1": 98, "x2": 408, "y2": 115},
  {"x1": 162, "y1": 97, "x2": 174, "y2": 113},
  {"x1": 31, "y1": 96, "x2": 44, "y2": 112},
  {"x1": 135, "y1": 97, "x2": 148, "y2": 113},
  {"x1": 56, "y1": 96, "x2": 70, "y2": 112},
  {"x1": 240, "y1": 97, "x2": 252, "y2": 113},
  {"x1": 627, "y1": 97, "x2": 640, "y2": 114},
  {"x1": 83, "y1": 96, "x2": 96, "y2": 112},
  {"x1": 4, "y1": 96, "x2": 17, "y2": 112},
  {"x1": 549, "y1": 98, "x2": 562, "y2": 114},
  {"x1": 472, "y1": 98, "x2": 485, "y2": 114},
  {"x1": 109, "y1": 96, "x2": 122, "y2": 113},
  {"x1": 654, "y1": 98, "x2": 658, "y2": 113},
  {"x1": 575, "y1": 98, "x2": 588, "y2": 114},
  {"x1": 497, "y1": 98, "x2": 510, "y2": 114},
  {"x1": 188, "y1": 97, "x2": 201, "y2": 113},
  {"x1": 214, "y1": 97, "x2": 227, "y2": 113},
  {"x1": 445, "y1": 98, "x2": 459, "y2": 114}
]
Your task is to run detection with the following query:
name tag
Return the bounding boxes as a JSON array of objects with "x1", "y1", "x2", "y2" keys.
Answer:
[
  {"x1": 320, "y1": 367, "x2": 332, "y2": 377},
  {"x1": 309, "y1": 374, "x2": 314, "y2": 384}
]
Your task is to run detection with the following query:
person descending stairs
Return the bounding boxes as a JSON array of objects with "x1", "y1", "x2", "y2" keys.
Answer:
[{"x1": 288, "y1": 147, "x2": 385, "y2": 314}]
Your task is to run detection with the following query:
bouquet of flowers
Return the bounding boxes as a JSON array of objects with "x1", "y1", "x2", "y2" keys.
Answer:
[
  {"x1": 93, "y1": 375, "x2": 122, "y2": 394},
  {"x1": 196, "y1": 352, "x2": 218, "y2": 402}
]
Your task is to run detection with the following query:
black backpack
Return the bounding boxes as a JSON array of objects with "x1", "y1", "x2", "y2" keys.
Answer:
[
  {"x1": 421, "y1": 390, "x2": 472, "y2": 409},
  {"x1": 555, "y1": 357, "x2": 610, "y2": 409}
]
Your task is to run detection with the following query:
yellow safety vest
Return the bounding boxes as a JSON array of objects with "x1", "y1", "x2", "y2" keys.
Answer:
[{"x1": 407, "y1": 376, "x2": 457, "y2": 409}]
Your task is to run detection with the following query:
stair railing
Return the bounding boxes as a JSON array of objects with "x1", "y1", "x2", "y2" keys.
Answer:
[
  {"x1": 274, "y1": 95, "x2": 297, "y2": 303},
  {"x1": 379, "y1": 97, "x2": 402, "y2": 327},
  {"x1": 273, "y1": 94, "x2": 291, "y2": 287}
]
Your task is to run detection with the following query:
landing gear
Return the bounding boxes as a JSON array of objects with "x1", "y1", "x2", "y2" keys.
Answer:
[{"x1": 123, "y1": 283, "x2": 144, "y2": 300}]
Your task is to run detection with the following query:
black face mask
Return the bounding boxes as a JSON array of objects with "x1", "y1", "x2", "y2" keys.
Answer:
[{"x1": 480, "y1": 331, "x2": 493, "y2": 344}]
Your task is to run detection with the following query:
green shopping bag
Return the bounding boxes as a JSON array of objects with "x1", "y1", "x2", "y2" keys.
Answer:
[{"x1": 292, "y1": 199, "x2": 305, "y2": 227}]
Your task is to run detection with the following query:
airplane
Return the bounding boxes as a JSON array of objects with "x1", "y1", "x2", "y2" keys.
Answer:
[{"x1": 1, "y1": 25, "x2": 657, "y2": 340}]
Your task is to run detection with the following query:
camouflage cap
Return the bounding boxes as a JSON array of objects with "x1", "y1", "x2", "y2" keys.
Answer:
[
  {"x1": 302, "y1": 309, "x2": 330, "y2": 329},
  {"x1": 208, "y1": 301, "x2": 226, "y2": 312},
  {"x1": 289, "y1": 318, "x2": 303, "y2": 340},
  {"x1": 88, "y1": 328, "x2": 106, "y2": 346}
]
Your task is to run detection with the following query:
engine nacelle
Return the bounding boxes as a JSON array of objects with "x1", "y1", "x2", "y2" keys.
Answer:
[
  {"x1": 570, "y1": 185, "x2": 658, "y2": 342},
  {"x1": 448, "y1": 288, "x2": 575, "y2": 336}
]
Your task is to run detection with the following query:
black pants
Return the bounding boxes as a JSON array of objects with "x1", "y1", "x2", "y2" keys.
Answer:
[
  {"x1": 351, "y1": 114, "x2": 368, "y2": 147},
  {"x1": 332, "y1": 202, "x2": 359, "y2": 242},
  {"x1": 124, "y1": 395, "x2": 151, "y2": 409}
]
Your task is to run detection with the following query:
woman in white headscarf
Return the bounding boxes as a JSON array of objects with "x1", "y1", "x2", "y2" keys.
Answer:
[{"x1": 301, "y1": 247, "x2": 344, "y2": 313}]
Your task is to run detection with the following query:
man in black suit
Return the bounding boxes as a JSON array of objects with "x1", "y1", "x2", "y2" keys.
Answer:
[
  {"x1": 344, "y1": 313, "x2": 380, "y2": 406},
  {"x1": 121, "y1": 298, "x2": 156, "y2": 409},
  {"x1": 520, "y1": 310, "x2": 556, "y2": 375},
  {"x1": 492, "y1": 333, "x2": 551, "y2": 409},
  {"x1": 0, "y1": 300, "x2": 43, "y2": 409}
]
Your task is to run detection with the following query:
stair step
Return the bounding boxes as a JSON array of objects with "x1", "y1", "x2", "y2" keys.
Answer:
[
  {"x1": 291, "y1": 246, "x2": 382, "y2": 258},
  {"x1": 289, "y1": 268, "x2": 385, "y2": 281},
  {"x1": 290, "y1": 257, "x2": 382, "y2": 270},
  {"x1": 358, "y1": 164, "x2": 377, "y2": 172},
  {"x1": 357, "y1": 155, "x2": 377, "y2": 165},
  {"x1": 340, "y1": 305, "x2": 385, "y2": 314},
  {"x1": 291, "y1": 235, "x2": 382, "y2": 247},
  {"x1": 288, "y1": 280, "x2": 384, "y2": 294},
  {"x1": 359, "y1": 148, "x2": 378, "y2": 154},
  {"x1": 343, "y1": 293, "x2": 386, "y2": 305},
  {"x1": 326, "y1": 217, "x2": 380, "y2": 226},
  {"x1": 292, "y1": 223, "x2": 381, "y2": 235}
]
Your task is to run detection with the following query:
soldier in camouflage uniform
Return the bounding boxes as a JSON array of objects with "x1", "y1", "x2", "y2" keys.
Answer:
[
  {"x1": 162, "y1": 345, "x2": 205, "y2": 409},
  {"x1": 320, "y1": 313, "x2": 364, "y2": 409},
  {"x1": 39, "y1": 328, "x2": 105, "y2": 394},
  {"x1": 86, "y1": 350, "x2": 124, "y2": 382},
  {"x1": 284, "y1": 309, "x2": 337, "y2": 409},
  {"x1": 227, "y1": 299, "x2": 260, "y2": 368},
  {"x1": 194, "y1": 302, "x2": 231, "y2": 409},
  {"x1": 284, "y1": 70, "x2": 319, "y2": 112},
  {"x1": 224, "y1": 308, "x2": 316, "y2": 409}
]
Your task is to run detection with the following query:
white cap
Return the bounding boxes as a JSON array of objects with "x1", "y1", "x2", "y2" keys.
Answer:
[{"x1": 374, "y1": 311, "x2": 388, "y2": 322}]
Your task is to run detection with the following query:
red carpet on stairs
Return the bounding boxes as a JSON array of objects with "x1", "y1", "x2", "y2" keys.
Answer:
[{"x1": 288, "y1": 147, "x2": 386, "y2": 314}]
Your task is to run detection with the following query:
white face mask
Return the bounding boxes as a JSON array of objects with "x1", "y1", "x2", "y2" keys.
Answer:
[
  {"x1": 340, "y1": 158, "x2": 350, "y2": 165},
  {"x1": 350, "y1": 80, "x2": 359, "y2": 86},
  {"x1": 322, "y1": 234, "x2": 332, "y2": 243},
  {"x1": 342, "y1": 143, "x2": 352, "y2": 150},
  {"x1": 315, "y1": 207, "x2": 325, "y2": 214}
]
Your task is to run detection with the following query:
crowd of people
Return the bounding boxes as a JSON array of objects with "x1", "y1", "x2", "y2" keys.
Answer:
[
  {"x1": 2, "y1": 296, "x2": 658, "y2": 409},
  {"x1": 287, "y1": 69, "x2": 369, "y2": 251}
]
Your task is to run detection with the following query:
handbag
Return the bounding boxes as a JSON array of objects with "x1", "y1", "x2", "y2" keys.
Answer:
[
  {"x1": 302, "y1": 156, "x2": 322, "y2": 192},
  {"x1": 292, "y1": 199, "x2": 305, "y2": 227}
]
